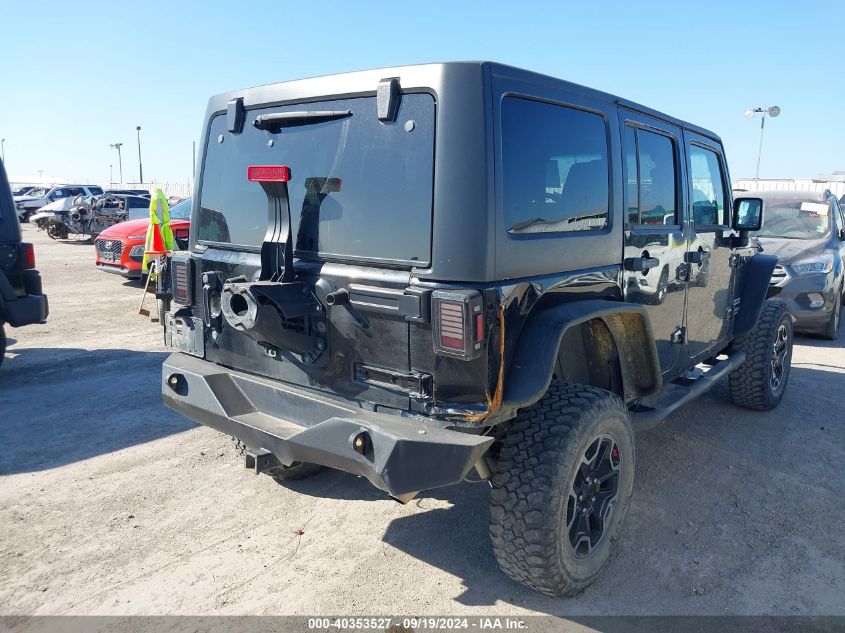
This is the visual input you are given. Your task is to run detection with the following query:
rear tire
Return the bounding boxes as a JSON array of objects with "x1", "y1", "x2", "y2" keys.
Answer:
[
  {"x1": 157, "y1": 298, "x2": 171, "y2": 324},
  {"x1": 729, "y1": 300, "x2": 792, "y2": 411},
  {"x1": 820, "y1": 293, "x2": 841, "y2": 341},
  {"x1": 489, "y1": 383, "x2": 635, "y2": 596}
]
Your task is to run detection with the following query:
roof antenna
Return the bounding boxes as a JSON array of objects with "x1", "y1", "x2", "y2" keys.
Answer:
[{"x1": 377, "y1": 78, "x2": 400, "y2": 122}]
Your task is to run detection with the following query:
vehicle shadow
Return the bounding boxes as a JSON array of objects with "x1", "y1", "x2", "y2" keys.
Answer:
[
  {"x1": 0, "y1": 347, "x2": 195, "y2": 475},
  {"x1": 373, "y1": 363, "x2": 845, "y2": 614}
]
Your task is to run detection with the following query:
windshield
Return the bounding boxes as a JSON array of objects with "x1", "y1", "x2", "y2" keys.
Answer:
[
  {"x1": 169, "y1": 198, "x2": 191, "y2": 220},
  {"x1": 753, "y1": 199, "x2": 832, "y2": 239},
  {"x1": 197, "y1": 94, "x2": 435, "y2": 267},
  {"x1": 27, "y1": 187, "x2": 49, "y2": 197}
]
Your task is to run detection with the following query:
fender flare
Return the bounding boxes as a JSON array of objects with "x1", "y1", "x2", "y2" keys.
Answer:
[
  {"x1": 733, "y1": 253, "x2": 778, "y2": 337},
  {"x1": 502, "y1": 299, "x2": 662, "y2": 409}
]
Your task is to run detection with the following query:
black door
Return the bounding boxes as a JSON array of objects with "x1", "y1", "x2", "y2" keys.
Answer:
[
  {"x1": 619, "y1": 110, "x2": 688, "y2": 376},
  {"x1": 682, "y1": 133, "x2": 735, "y2": 360}
]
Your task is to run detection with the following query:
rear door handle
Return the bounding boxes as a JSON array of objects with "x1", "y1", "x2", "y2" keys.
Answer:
[
  {"x1": 624, "y1": 256, "x2": 660, "y2": 273},
  {"x1": 685, "y1": 250, "x2": 710, "y2": 266}
]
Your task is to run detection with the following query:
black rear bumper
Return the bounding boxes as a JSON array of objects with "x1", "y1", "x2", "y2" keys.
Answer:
[
  {"x1": 162, "y1": 353, "x2": 493, "y2": 497},
  {"x1": 2, "y1": 294, "x2": 49, "y2": 327}
]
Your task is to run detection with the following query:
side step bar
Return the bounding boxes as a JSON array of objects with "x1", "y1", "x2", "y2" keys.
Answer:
[{"x1": 631, "y1": 351, "x2": 746, "y2": 432}]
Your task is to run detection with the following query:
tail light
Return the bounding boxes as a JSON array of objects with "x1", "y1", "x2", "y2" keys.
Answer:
[
  {"x1": 432, "y1": 290, "x2": 485, "y2": 360},
  {"x1": 170, "y1": 253, "x2": 194, "y2": 305},
  {"x1": 21, "y1": 243, "x2": 36, "y2": 269}
]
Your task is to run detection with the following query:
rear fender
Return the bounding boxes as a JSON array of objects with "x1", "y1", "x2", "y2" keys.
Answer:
[{"x1": 502, "y1": 300, "x2": 661, "y2": 409}]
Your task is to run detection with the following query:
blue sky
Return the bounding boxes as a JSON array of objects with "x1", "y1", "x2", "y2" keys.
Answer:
[{"x1": 1, "y1": 0, "x2": 842, "y2": 184}]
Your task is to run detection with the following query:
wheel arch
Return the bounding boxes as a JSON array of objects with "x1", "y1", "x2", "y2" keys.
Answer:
[
  {"x1": 502, "y1": 300, "x2": 662, "y2": 410},
  {"x1": 733, "y1": 253, "x2": 778, "y2": 337}
]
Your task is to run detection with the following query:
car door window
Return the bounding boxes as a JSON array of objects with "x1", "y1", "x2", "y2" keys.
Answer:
[
  {"x1": 625, "y1": 126, "x2": 678, "y2": 227},
  {"x1": 688, "y1": 145, "x2": 728, "y2": 228}
]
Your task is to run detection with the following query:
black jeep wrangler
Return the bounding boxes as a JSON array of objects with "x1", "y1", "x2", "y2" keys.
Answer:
[
  {"x1": 0, "y1": 158, "x2": 49, "y2": 366},
  {"x1": 160, "y1": 62, "x2": 790, "y2": 596}
]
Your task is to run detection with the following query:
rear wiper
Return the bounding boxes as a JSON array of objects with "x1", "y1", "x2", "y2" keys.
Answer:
[{"x1": 253, "y1": 110, "x2": 352, "y2": 130}]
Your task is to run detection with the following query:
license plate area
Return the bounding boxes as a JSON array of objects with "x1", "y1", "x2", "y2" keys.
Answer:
[
  {"x1": 101, "y1": 252, "x2": 116, "y2": 262},
  {"x1": 165, "y1": 313, "x2": 205, "y2": 358}
]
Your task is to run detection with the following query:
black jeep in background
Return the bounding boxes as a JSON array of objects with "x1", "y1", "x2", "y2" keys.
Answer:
[
  {"x1": 159, "y1": 62, "x2": 790, "y2": 596},
  {"x1": 0, "y1": 158, "x2": 49, "y2": 366}
]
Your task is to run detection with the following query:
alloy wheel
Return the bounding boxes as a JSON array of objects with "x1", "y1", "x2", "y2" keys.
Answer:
[{"x1": 565, "y1": 434, "x2": 621, "y2": 558}]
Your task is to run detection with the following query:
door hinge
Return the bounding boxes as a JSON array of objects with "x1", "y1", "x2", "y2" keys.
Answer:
[{"x1": 671, "y1": 326, "x2": 686, "y2": 345}]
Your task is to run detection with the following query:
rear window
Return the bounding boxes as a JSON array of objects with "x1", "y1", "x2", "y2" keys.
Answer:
[{"x1": 197, "y1": 94, "x2": 435, "y2": 266}]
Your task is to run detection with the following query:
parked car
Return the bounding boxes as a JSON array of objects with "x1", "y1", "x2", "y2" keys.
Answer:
[
  {"x1": 15, "y1": 184, "x2": 104, "y2": 222},
  {"x1": 12, "y1": 185, "x2": 40, "y2": 198},
  {"x1": 738, "y1": 189, "x2": 845, "y2": 339},
  {"x1": 94, "y1": 197, "x2": 191, "y2": 278},
  {"x1": 32, "y1": 194, "x2": 153, "y2": 241},
  {"x1": 157, "y1": 63, "x2": 787, "y2": 597},
  {"x1": 14, "y1": 185, "x2": 51, "y2": 203},
  {"x1": 0, "y1": 159, "x2": 48, "y2": 367}
]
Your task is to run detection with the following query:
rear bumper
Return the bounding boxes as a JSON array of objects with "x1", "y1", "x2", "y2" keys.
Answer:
[
  {"x1": 3, "y1": 294, "x2": 49, "y2": 327},
  {"x1": 162, "y1": 353, "x2": 493, "y2": 497}
]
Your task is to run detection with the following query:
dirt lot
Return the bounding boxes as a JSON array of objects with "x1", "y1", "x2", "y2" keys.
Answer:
[{"x1": 1, "y1": 224, "x2": 844, "y2": 617}]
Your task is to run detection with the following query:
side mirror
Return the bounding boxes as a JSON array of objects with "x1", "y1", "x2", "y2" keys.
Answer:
[{"x1": 733, "y1": 198, "x2": 763, "y2": 233}]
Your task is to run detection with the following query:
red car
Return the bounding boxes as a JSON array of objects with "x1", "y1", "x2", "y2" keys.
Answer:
[{"x1": 94, "y1": 198, "x2": 191, "y2": 278}]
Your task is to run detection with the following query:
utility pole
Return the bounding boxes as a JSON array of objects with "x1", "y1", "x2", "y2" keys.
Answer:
[
  {"x1": 136, "y1": 126, "x2": 143, "y2": 183},
  {"x1": 110, "y1": 143, "x2": 124, "y2": 183}
]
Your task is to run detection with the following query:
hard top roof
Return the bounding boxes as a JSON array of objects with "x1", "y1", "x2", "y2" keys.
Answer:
[{"x1": 211, "y1": 61, "x2": 722, "y2": 143}]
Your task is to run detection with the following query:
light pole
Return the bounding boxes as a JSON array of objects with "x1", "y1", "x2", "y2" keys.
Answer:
[
  {"x1": 110, "y1": 142, "x2": 124, "y2": 183},
  {"x1": 744, "y1": 106, "x2": 781, "y2": 182},
  {"x1": 136, "y1": 126, "x2": 143, "y2": 183},
  {"x1": 110, "y1": 164, "x2": 113, "y2": 185}
]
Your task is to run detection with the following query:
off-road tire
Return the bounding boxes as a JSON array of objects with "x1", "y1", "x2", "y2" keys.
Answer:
[
  {"x1": 157, "y1": 298, "x2": 171, "y2": 324},
  {"x1": 820, "y1": 292, "x2": 840, "y2": 341},
  {"x1": 729, "y1": 299, "x2": 792, "y2": 411},
  {"x1": 232, "y1": 437, "x2": 323, "y2": 482},
  {"x1": 489, "y1": 383, "x2": 635, "y2": 597}
]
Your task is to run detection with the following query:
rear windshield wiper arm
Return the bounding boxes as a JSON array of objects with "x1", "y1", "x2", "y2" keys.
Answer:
[{"x1": 253, "y1": 110, "x2": 352, "y2": 130}]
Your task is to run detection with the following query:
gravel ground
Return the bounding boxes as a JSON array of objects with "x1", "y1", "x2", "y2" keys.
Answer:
[{"x1": 1, "y1": 224, "x2": 844, "y2": 616}]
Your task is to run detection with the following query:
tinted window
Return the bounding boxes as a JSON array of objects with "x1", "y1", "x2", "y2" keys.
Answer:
[
  {"x1": 625, "y1": 126, "x2": 678, "y2": 226},
  {"x1": 689, "y1": 145, "x2": 727, "y2": 226},
  {"x1": 502, "y1": 97, "x2": 609, "y2": 234},
  {"x1": 88, "y1": 186, "x2": 104, "y2": 195},
  {"x1": 198, "y1": 94, "x2": 435, "y2": 266}
]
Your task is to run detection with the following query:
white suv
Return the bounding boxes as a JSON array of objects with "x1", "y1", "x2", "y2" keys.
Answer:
[{"x1": 16, "y1": 184, "x2": 104, "y2": 222}]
